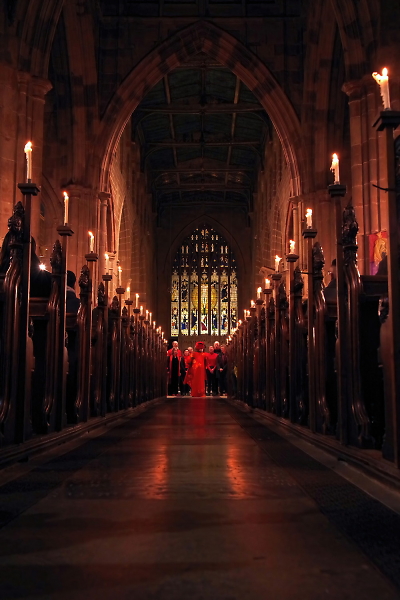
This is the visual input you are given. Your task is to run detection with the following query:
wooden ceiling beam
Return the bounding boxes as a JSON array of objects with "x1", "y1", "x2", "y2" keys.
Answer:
[{"x1": 138, "y1": 103, "x2": 264, "y2": 114}]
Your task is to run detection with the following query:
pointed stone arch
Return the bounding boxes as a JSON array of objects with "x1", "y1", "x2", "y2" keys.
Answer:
[
  {"x1": 96, "y1": 20, "x2": 307, "y2": 197},
  {"x1": 162, "y1": 214, "x2": 247, "y2": 284}
]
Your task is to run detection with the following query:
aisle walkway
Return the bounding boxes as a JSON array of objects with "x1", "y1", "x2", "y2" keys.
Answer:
[{"x1": 0, "y1": 398, "x2": 399, "y2": 599}]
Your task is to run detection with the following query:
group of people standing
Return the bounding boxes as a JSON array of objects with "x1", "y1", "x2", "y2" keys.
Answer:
[{"x1": 167, "y1": 340, "x2": 228, "y2": 398}]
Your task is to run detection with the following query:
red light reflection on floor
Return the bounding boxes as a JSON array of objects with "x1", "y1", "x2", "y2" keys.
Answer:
[{"x1": 225, "y1": 442, "x2": 248, "y2": 498}]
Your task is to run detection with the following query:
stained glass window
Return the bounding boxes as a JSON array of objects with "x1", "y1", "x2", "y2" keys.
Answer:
[{"x1": 171, "y1": 226, "x2": 238, "y2": 336}]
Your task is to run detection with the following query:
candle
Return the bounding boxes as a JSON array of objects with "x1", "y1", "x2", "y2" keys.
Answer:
[
  {"x1": 140, "y1": 305, "x2": 143, "y2": 316},
  {"x1": 238, "y1": 320, "x2": 242, "y2": 326},
  {"x1": 265, "y1": 278, "x2": 270, "y2": 290},
  {"x1": 305, "y1": 208, "x2": 312, "y2": 229},
  {"x1": 372, "y1": 67, "x2": 390, "y2": 110},
  {"x1": 88, "y1": 231, "x2": 94, "y2": 252},
  {"x1": 63, "y1": 191, "x2": 69, "y2": 224},
  {"x1": 24, "y1": 141, "x2": 32, "y2": 181},
  {"x1": 257, "y1": 287, "x2": 262, "y2": 299},
  {"x1": 330, "y1": 153, "x2": 340, "y2": 184},
  {"x1": 125, "y1": 286, "x2": 130, "y2": 301},
  {"x1": 39, "y1": 263, "x2": 46, "y2": 271},
  {"x1": 243, "y1": 309, "x2": 246, "y2": 320},
  {"x1": 153, "y1": 321, "x2": 156, "y2": 328},
  {"x1": 104, "y1": 253, "x2": 109, "y2": 274},
  {"x1": 289, "y1": 239, "x2": 295, "y2": 253},
  {"x1": 146, "y1": 310, "x2": 149, "y2": 320},
  {"x1": 135, "y1": 293, "x2": 139, "y2": 309},
  {"x1": 149, "y1": 312, "x2": 152, "y2": 323},
  {"x1": 250, "y1": 300, "x2": 255, "y2": 308},
  {"x1": 275, "y1": 255, "x2": 281, "y2": 272},
  {"x1": 118, "y1": 266, "x2": 122, "y2": 287}
]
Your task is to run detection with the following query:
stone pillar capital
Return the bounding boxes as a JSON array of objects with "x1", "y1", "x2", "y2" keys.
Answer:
[
  {"x1": 98, "y1": 191, "x2": 111, "y2": 205},
  {"x1": 17, "y1": 70, "x2": 31, "y2": 90},
  {"x1": 342, "y1": 74, "x2": 376, "y2": 100},
  {"x1": 31, "y1": 77, "x2": 52, "y2": 101}
]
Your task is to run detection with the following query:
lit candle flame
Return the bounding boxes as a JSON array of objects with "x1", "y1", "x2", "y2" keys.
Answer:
[
  {"x1": 289, "y1": 240, "x2": 295, "y2": 253},
  {"x1": 305, "y1": 209, "x2": 312, "y2": 229},
  {"x1": 330, "y1": 153, "x2": 340, "y2": 184},
  {"x1": 118, "y1": 265, "x2": 122, "y2": 288},
  {"x1": 88, "y1": 231, "x2": 95, "y2": 252},
  {"x1": 63, "y1": 191, "x2": 69, "y2": 225},
  {"x1": 39, "y1": 263, "x2": 46, "y2": 271},
  {"x1": 251, "y1": 300, "x2": 255, "y2": 308},
  {"x1": 265, "y1": 278, "x2": 270, "y2": 290},
  {"x1": 372, "y1": 67, "x2": 390, "y2": 110},
  {"x1": 135, "y1": 293, "x2": 139, "y2": 309},
  {"x1": 24, "y1": 141, "x2": 32, "y2": 181},
  {"x1": 257, "y1": 286, "x2": 262, "y2": 299},
  {"x1": 275, "y1": 255, "x2": 281, "y2": 272}
]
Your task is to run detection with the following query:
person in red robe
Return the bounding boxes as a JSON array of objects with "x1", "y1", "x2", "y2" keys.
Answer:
[
  {"x1": 205, "y1": 345, "x2": 218, "y2": 396},
  {"x1": 167, "y1": 340, "x2": 182, "y2": 358},
  {"x1": 184, "y1": 341, "x2": 206, "y2": 397}
]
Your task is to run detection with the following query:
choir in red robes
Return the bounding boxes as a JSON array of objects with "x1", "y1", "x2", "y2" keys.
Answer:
[{"x1": 184, "y1": 341, "x2": 206, "y2": 397}]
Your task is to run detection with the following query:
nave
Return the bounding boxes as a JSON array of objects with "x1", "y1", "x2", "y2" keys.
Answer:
[{"x1": 1, "y1": 397, "x2": 400, "y2": 600}]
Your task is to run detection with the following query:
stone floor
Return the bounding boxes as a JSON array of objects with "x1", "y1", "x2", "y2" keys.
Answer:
[{"x1": 0, "y1": 397, "x2": 399, "y2": 600}]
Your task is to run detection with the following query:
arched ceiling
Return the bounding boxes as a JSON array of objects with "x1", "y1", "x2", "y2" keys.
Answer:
[{"x1": 132, "y1": 53, "x2": 271, "y2": 215}]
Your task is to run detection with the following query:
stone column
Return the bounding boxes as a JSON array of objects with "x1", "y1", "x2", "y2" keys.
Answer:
[
  {"x1": 65, "y1": 185, "x2": 97, "y2": 282},
  {"x1": 343, "y1": 76, "x2": 382, "y2": 275},
  {"x1": 98, "y1": 191, "x2": 110, "y2": 277}
]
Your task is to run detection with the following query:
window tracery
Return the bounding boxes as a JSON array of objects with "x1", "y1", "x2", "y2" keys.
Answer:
[{"x1": 171, "y1": 226, "x2": 238, "y2": 336}]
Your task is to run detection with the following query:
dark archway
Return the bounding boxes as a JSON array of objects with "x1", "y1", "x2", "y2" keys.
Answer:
[{"x1": 96, "y1": 20, "x2": 307, "y2": 197}]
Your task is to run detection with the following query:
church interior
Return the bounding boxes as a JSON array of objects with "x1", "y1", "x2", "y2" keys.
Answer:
[{"x1": 1, "y1": 1, "x2": 400, "y2": 598}]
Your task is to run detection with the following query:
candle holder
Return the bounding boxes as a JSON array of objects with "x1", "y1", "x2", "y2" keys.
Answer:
[
  {"x1": 84, "y1": 252, "x2": 98, "y2": 305},
  {"x1": 116, "y1": 286, "x2": 125, "y2": 316},
  {"x1": 85, "y1": 252, "x2": 99, "y2": 262},
  {"x1": 102, "y1": 273, "x2": 112, "y2": 306},
  {"x1": 301, "y1": 225, "x2": 318, "y2": 431},
  {"x1": 327, "y1": 182, "x2": 347, "y2": 442},
  {"x1": 125, "y1": 298, "x2": 133, "y2": 317},
  {"x1": 56, "y1": 223, "x2": 75, "y2": 429},
  {"x1": 373, "y1": 110, "x2": 400, "y2": 464},
  {"x1": 286, "y1": 252, "x2": 299, "y2": 423},
  {"x1": 286, "y1": 252, "x2": 299, "y2": 264}
]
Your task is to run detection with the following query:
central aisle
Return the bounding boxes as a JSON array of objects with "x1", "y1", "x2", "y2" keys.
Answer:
[{"x1": 0, "y1": 398, "x2": 398, "y2": 599}]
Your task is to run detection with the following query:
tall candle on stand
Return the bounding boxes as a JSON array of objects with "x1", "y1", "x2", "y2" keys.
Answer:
[
  {"x1": 305, "y1": 209, "x2": 313, "y2": 229},
  {"x1": 257, "y1": 286, "x2": 262, "y2": 299},
  {"x1": 63, "y1": 191, "x2": 69, "y2": 225},
  {"x1": 149, "y1": 312, "x2": 152, "y2": 323},
  {"x1": 251, "y1": 300, "x2": 255, "y2": 308},
  {"x1": 275, "y1": 255, "x2": 281, "y2": 272},
  {"x1": 140, "y1": 305, "x2": 143, "y2": 316},
  {"x1": 372, "y1": 68, "x2": 391, "y2": 110},
  {"x1": 135, "y1": 293, "x2": 139, "y2": 309},
  {"x1": 289, "y1": 239, "x2": 295, "y2": 254},
  {"x1": 118, "y1": 266, "x2": 122, "y2": 287},
  {"x1": 24, "y1": 141, "x2": 32, "y2": 181},
  {"x1": 104, "y1": 253, "x2": 109, "y2": 274},
  {"x1": 265, "y1": 278, "x2": 270, "y2": 290},
  {"x1": 330, "y1": 153, "x2": 340, "y2": 184},
  {"x1": 88, "y1": 231, "x2": 94, "y2": 252},
  {"x1": 125, "y1": 286, "x2": 130, "y2": 301}
]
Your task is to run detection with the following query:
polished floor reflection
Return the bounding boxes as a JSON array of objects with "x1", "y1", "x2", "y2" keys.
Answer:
[{"x1": 0, "y1": 398, "x2": 398, "y2": 599}]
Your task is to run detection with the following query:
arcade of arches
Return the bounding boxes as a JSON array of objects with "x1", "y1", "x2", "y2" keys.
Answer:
[
  {"x1": 2, "y1": 2, "x2": 400, "y2": 597},
  {"x1": 3, "y1": 0, "x2": 399, "y2": 344}
]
